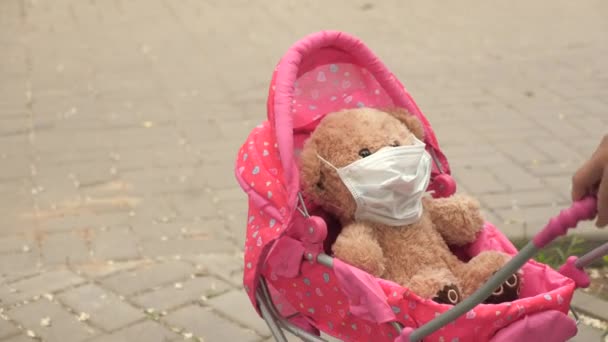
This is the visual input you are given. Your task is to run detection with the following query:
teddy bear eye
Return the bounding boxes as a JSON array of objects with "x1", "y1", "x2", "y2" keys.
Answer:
[
  {"x1": 358, "y1": 148, "x2": 372, "y2": 158},
  {"x1": 390, "y1": 141, "x2": 400, "y2": 147}
]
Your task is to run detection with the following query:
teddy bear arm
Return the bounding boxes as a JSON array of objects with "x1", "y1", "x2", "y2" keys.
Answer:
[
  {"x1": 424, "y1": 195, "x2": 485, "y2": 246},
  {"x1": 331, "y1": 222, "x2": 386, "y2": 277}
]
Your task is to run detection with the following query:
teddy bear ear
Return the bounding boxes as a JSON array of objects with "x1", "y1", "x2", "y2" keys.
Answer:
[
  {"x1": 384, "y1": 107, "x2": 426, "y2": 141},
  {"x1": 298, "y1": 139, "x2": 323, "y2": 195}
]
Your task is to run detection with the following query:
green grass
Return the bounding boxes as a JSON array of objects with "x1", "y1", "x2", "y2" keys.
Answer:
[{"x1": 512, "y1": 235, "x2": 608, "y2": 270}]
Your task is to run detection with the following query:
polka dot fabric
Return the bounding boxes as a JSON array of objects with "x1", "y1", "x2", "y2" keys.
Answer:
[
  {"x1": 291, "y1": 63, "x2": 395, "y2": 130},
  {"x1": 235, "y1": 120, "x2": 296, "y2": 306},
  {"x1": 234, "y1": 31, "x2": 579, "y2": 341},
  {"x1": 262, "y1": 224, "x2": 575, "y2": 342}
]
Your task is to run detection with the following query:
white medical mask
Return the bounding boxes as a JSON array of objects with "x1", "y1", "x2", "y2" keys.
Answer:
[{"x1": 317, "y1": 137, "x2": 431, "y2": 226}]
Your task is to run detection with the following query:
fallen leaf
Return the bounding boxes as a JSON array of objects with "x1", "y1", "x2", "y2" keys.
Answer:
[
  {"x1": 40, "y1": 317, "x2": 52, "y2": 327},
  {"x1": 77, "y1": 312, "x2": 90, "y2": 322}
]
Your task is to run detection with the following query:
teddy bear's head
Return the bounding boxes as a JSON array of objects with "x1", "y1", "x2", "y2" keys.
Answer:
[{"x1": 299, "y1": 107, "x2": 425, "y2": 222}]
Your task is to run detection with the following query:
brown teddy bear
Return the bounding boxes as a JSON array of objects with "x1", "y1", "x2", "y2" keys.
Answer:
[{"x1": 299, "y1": 107, "x2": 520, "y2": 305}]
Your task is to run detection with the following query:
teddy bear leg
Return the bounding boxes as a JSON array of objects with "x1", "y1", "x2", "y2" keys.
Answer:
[
  {"x1": 458, "y1": 251, "x2": 521, "y2": 304},
  {"x1": 401, "y1": 268, "x2": 462, "y2": 305}
]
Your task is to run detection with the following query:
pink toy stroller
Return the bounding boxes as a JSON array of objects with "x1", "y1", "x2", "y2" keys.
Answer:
[{"x1": 234, "y1": 31, "x2": 607, "y2": 341}]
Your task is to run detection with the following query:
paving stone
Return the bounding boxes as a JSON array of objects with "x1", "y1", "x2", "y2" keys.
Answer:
[
  {"x1": 531, "y1": 138, "x2": 585, "y2": 164},
  {"x1": 543, "y1": 175, "x2": 574, "y2": 203},
  {"x1": 497, "y1": 141, "x2": 552, "y2": 165},
  {"x1": 0, "y1": 319, "x2": 20, "y2": 339},
  {"x1": 0, "y1": 334, "x2": 39, "y2": 342},
  {"x1": 87, "y1": 321, "x2": 180, "y2": 342},
  {"x1": 0, "y1": 268, "x2": 41, "y2": 286},
  {"x1": 115, "y1": 148, "x2": 197, "y2": 173},
  {"x1": 206, "y1": 290, "x2": 270, "y2": 337},
  {"x1": 119, "y1": 169, "x2": 195, "y2": 196},
  {"x1": 7, "y1": 299, "x2": 98, "y2": 342},
  {"x1": 0, "y1": 235, "x2": 37, "y2": 254},
  {"x1": 36, "y1": 213, "x2": 130, "y2": 234},
  {"x1": 163, "y1": 305, "x2": 260, "y2": 342},
  {"x1": 163, "y1": 191, "x2": 220, "y2": 218},
  {"x1": 130, "y1": 221, "x2": 187, "y2": 240},
  {"x1": 0, "y1": 252, "x2": 41, "y2": 277},
  {"x1": 100, "y1": 261, "x2": 195, "y2": 296},
  {"x1": 572, "y1": 290, "x2": 608, "y2": 322},
  {"x1": 570, "y1": 323, "x2": 606, "y2": 342},
  {"x1": 126, "y1": 198, "x2": 177, "y2": 227},
  {"x1": 58, "y1": 284, "x2": 143, "y2": 331},
  {"x1": 90, "y1": 228, "x2": 139, "y2": 261},
  {"x1": 186, "y1": 253, "x2": 245, "y2": 287},
  {"x1": 74, "y1": 260, "x2": 150, "y2": 279},
  {"x1": 479, "y1": 209, "x2": 504, "y2": 228},
  {"x1": 40, "y1": 232, "x2": 90, "y2": 265},
  {"x1": 139, "y1": 236, "x2": 238, "y2": 258},
  {"x1": 453, "y1": 169, "x2": 508, "y2": 194},
  {"x1": 479, "y1": 190, "x2": 567, "y2": 210},
  {"x1": 0, "y1": 269, "x2": 84, "y2": 305},
  {"x1": 487, "y1": 163, "x2": 545, "y2": 191},
  {"x1": 132, "y1": 275, "x2": 231, "y2": 311},
  {"x1": 263, "y1": 330, "x2": 309, "y2": 342},
  {"x1": 527, "y1": 162, "x2": 580, "y2": 178}
]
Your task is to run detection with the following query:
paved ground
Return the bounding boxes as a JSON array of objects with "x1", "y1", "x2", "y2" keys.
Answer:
[{"x1": 1, "y1": 0, "x2": 607, "y2": 341}]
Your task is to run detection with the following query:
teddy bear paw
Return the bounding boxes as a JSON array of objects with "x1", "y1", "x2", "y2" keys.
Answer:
[
  {"x1": 432, "y1": 284, "x2": 461, "y2": 305},
  {"x1": 484, "y1": 273, "x2": 521, "y2": 304}
]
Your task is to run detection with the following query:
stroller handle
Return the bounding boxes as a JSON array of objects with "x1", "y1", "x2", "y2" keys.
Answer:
[
  {"x1": 532, "y1": 196, "x2": 597, "y2": 248},
  {"x1": 401, "y1": 196, "x2": 598, "y2": 342}
]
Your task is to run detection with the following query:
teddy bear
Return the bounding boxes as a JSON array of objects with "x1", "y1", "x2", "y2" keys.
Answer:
[{"x1": 298, "y1": 107, "x2": 520, "y2": 305}]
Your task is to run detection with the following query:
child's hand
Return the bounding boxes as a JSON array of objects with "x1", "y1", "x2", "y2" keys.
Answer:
[{"x1": 572, "y1": 135, "x2": 608, "y2": 227}]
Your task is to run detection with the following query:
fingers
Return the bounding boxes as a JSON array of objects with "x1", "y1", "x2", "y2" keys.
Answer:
[
  {"x1": 596, "y1": 167, "x2": 608, "y2": 227},
  {"x1": 571, "y1": 157, "x2": 603, "y2": 201}
]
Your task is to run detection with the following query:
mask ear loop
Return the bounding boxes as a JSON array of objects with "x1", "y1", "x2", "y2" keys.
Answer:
[
  {"x1": 316, "y1": 154, "x2": 339, "y2": 171},
  {"x1": 428, "y1": 149, "x2": 445, "y2": 174},
  {"x1": 296, "y1": 192, "x2": 310, "y2": 218}
]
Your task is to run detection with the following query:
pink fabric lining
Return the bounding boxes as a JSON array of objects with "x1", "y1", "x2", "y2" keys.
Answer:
[
  {"x1": 490, "y1": 310, "x2": 577, "y2": 342},
  {"x1": 333, "y1": 258, "x2": 397, "y2": 323}
]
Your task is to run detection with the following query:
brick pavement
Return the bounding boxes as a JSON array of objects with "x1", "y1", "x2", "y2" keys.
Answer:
[{"x1": 1, "y1": 0, "x2": 607, "y2": 341}]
